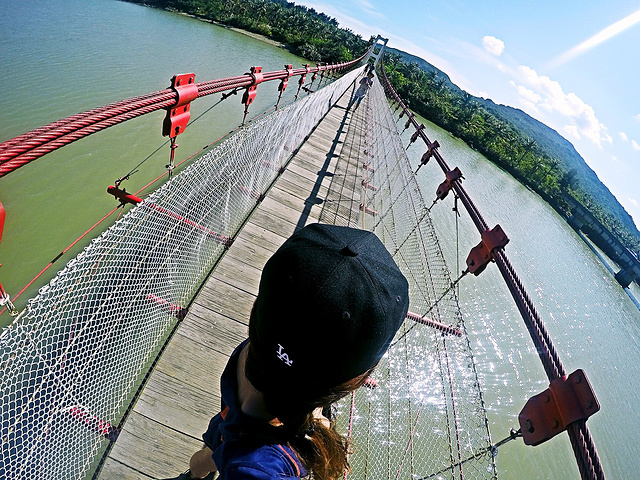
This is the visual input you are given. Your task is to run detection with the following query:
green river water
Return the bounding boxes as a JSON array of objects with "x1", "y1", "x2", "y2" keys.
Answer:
[{"x1": 1, "y1": 1, "x2": 639, "y2": 478}]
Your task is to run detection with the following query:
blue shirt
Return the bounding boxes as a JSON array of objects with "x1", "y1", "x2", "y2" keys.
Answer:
[{"x1": 203, "y1": 340, "x2": 307, "y2": 479}]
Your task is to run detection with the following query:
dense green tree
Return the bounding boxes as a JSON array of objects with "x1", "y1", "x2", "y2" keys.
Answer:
[
  {"x1": 125, "y1": 0, "x2": 367, "y2": 63},
  {"x1": 122, "y1": 0, "x2": 640, "y2": 251}
]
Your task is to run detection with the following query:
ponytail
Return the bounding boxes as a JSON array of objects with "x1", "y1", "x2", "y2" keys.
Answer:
[{"x1": 261, "y1": 368, "x2": 375, "y2": 480}]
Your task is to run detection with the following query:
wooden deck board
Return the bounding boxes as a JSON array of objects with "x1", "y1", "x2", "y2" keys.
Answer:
[{"x1": 98, "y1": 90, "x2": 360, "y2": 479}]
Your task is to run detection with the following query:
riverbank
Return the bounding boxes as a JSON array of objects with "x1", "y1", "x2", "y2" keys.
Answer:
[{"x1": 175, "y1": 12, "x2": 287, "y2": 49}]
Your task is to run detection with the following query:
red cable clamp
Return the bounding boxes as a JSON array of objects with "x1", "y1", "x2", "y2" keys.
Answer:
[
  {"x1": 362, "y1": 180, "x2": 378, "y2": 191},
  {"x1": 299, "y1": 64, "x2": 310, "y2": 86},
  {"x1": 436, "y1": 166, "x2": 463, "y2": 200},
  {"x1": 403, "y1": 114, "x2": 414, "y2": 132},
  {"x1": 107, "y1": 185, "x2": 142, "y2": 205},
  {"x1": 519, "y1": 369, "x2": 600, "y2": 446},
  {"x1": 466, "y1": 224, "x2": 509, "y2": 275},
  {"x1": 0, "y1": 199, "x2": 5, "y2": 244},
  {"x1": 279, "y1": 64, "x2": 293, "y2": 93},
  {"x1": 163, "y1": 73, "x2": 198, "y2": 138},
  {"x1": 359, "y1": 204, "x2": 378, "y2": 216},
  {"x1": 406, "y1": 311, "x2": 462, "y2": 337},
  {"x1": 409, "y1": 124, "x2": 425, "y2": 146},
  {"x1": 242, "y1": 66, "x2": 264, "y2": 107},
  {"x1": 420, "y1": 140, "x2": 440, "y2": 167}
]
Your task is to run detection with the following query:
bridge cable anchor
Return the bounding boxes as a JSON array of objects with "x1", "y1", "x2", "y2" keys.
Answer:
[
  {"x1": 519, "y1": 369, "x2": 600, "y2": 446},
  {"x1": 163, "y1": 73, "x2": 198, "y2": 174},
  {"x1": 466, "y1": 224, "x2": 509, "y2": 275},
  {"x1": 406, "y1": 124, "x2": 425, "y2": 149},
  {"x1": 295, "y1": 64, "x2": 310, "y2": 100},
  {"x1": 275, "y1": 64, "x2": 293, "y2": 108},
  {"x1": 242, "y1": 66, "x2": 264, "y2": 125},
  {"x1": 435, "y1": 166, "x2": 463, "y2": 201},
  {"x1": 415, "y1": 140, "x2": 440, "y2": 174}
]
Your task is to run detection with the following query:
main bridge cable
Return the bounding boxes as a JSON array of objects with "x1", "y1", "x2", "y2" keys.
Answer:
[
  {"x1": 378, "y1": 57, "x2": 605, "y2": 480},
  {"x1": 0, "y1": 49, "x2": 373, "y2": 179},
  {"x1": 0, "y1": 70, "x2": 320, "y2": 317}
]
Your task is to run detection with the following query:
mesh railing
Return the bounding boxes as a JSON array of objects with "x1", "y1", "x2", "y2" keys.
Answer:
[
  {"x1": 0, "y1": 68, "x2": 361, "y2": 480},
  {"x1": 324, "y1": 78, "x2": 496, "y2": 478}
]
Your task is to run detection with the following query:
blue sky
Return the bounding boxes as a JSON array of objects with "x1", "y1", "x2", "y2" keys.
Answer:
[{"x1": 298, "y1": 0, "x2": 640, "y2": 229}]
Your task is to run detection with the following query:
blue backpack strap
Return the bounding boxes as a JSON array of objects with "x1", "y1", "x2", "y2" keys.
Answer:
[{"x1": 276, "y1": 444, "x2": 305, "y2": 478}]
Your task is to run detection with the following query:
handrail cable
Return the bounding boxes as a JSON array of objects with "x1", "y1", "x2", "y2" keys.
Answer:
[
  {"x1": 378, "y1": 57, "x2": 605, "y2": 480},
  {"x1": 0, "y1": 52, "x2": 370, "y2": 178}
]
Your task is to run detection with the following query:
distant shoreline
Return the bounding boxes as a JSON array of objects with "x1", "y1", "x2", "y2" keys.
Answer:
[{"x1": 175, "y1": 11, "x2": 287, "y2": 49}]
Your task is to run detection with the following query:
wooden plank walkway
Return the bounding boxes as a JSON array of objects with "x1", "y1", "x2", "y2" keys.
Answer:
[{"x1": 98, "y1": 90, "x2": 367, "y2": 479}]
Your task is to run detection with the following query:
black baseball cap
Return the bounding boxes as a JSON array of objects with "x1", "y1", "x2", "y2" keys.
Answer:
[{"x1": 247, "y1": 223, "x2": 409, "y2": 394}]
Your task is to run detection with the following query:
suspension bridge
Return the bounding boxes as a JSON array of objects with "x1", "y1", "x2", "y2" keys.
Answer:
[{"x1": 0, "y1": 38, "x2": 605, "y2": 480}]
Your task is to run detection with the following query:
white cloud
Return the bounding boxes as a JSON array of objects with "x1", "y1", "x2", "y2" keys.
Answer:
[
  {"x1": 516, "y1": 84, "x2": 541, "y2": 104},
  {"x1": 620, "y1": 132, "x2": 629, "y2": 141},
  {"x1": 630, "y1": 198, "x2": 639, "y2": 208},
  {"x1": 563, "y1": 125, "x2": 581, "y2": 141},
  {"x1": 354, "y1": 0, "x2": 386, "y2": 19},
  {"x1": 632, "y1": 140, "x2": 640, "y2": 151},
  {"x1": 482, "y1": 36, "x2": 505, "y2": 56},
  {"x1": 514, "y1": 66, "x2": 612, "y2": 147},
  {"x1": 635, "y1": 114, "x2": 640, "y2": 122},
  {"x1": 548, "y1": 9, "x2": 640, "y2": 68}
]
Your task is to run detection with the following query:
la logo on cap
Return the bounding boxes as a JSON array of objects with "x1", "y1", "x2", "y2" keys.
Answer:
[{"x1": 277, "y1": 344, "x2": 293, "y2": 366}]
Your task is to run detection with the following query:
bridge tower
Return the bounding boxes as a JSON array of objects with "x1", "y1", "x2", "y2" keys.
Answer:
[{"x1": 368, "y1": 35, "x2": 388, "y2": 67}]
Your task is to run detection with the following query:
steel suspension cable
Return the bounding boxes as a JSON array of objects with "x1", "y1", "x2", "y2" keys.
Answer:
[
  {"x1": 378, "y1": 58, "x2": 605, "y2": 480},
  {"x1": 0, "y1": 52, "x2": 370, "y2": 178}
]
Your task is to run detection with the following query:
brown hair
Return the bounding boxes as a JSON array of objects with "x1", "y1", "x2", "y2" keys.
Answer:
[
  {"x1": 245, "y1": 304, "x2": 376, "y2": 480},
  {"x1": 259, "y1": 366, "x2": 375, "y2": 480}
]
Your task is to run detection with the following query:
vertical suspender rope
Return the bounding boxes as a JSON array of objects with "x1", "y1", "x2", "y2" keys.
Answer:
[{"x1": 378, "y1": 57, "x2": 605, "y2": 480}]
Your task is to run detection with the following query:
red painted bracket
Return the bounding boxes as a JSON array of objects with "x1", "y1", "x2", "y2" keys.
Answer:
[
  {"x1": 403, "y1": 114, "x2": 414, "y2": 132},
  {"x1": 436, "y1": 166, "x2": 463, "y2": 200},
  {"x1": 299, "y1": 64, "x2": 310, "y2": 86},
  {"x1": 420, "y1": 140, "x2": 440, "y2": 167},
  {"x1": 163, "y1": 73, "x2": 198, "y2": 138},
  {"x1": 69, "y1": 406, "x2": 119, "y2": 442},
  {"x1": 107, "y1": 185, "x2": 142, "y2": 205},
  {"x1": 0, "y1": 200, "x2": 5, "y2": 244},
  {"x1": 242, "y1": 66, "x2": 264, "y2": 106},
  {"x1": 409, "y1": 124, "x2": 425, "y2": 145},
  {"x1": 146, "y1": 293, "x2": 188, "y2": 320},
  {"x1": 406, "y1": 311, "x2": 462, "y2": 336},
  {"x1": 466, "y1": 224, "x2": 509, "y2": 275},
  {"x1": 519, "y1": 369, "x2": 600, "y2": 446},
  {"x1": 279, "y1": 64, "x2": 293, "y2": 93},
  {"x1": 359, "y1": 204, "x2": 378, "y2": 216},
  {"x1": 362, "y1": 180, "x2": 378, "y2": 191}
]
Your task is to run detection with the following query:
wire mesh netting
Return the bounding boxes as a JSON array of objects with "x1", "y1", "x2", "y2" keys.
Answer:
[
  {"x1": 1, "y1": 63, "x2": 495, "y2": 480},
  {"x1": 324, "y1": 78, "x2": 497, "y2": 479},
  {"x1": 0, "y1": 68, "x2": 361, "y2": 480}
]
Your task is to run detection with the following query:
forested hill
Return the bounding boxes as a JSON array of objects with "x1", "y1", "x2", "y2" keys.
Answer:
[
  {"x1": 477, "y1": 98, "x2": 637, "y2": 232},
  {"x1": 387, "y1": 47, "x2": 640, "y2": 250},
  {"x1": 121, "y1": 0, "x2": 639, "y2": 250}
]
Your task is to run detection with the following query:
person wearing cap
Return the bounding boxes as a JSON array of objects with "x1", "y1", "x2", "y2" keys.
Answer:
[
  {"x1": 348, "y1": 71, "x2": 375, "y2": 110},
  {"x1": 167, "y1": 223, "x2": 409, "y2": 480}
]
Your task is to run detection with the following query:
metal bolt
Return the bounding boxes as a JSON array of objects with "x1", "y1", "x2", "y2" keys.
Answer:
[
  {"x1": 574, "y1": 375, "x2": 582, "y2": 384},
  {"x1": 525, "y1": 419, "x2": 535, "y2": 433},
  {"x1": 543, "y1": 394, "x2": 550, "y2": 403},
  {"x1": 586, "y1": 400, "x2": 593, "y2": 409},
  {"x1": 552, "y1": 419, "x2": 559, "y2": 428}
]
